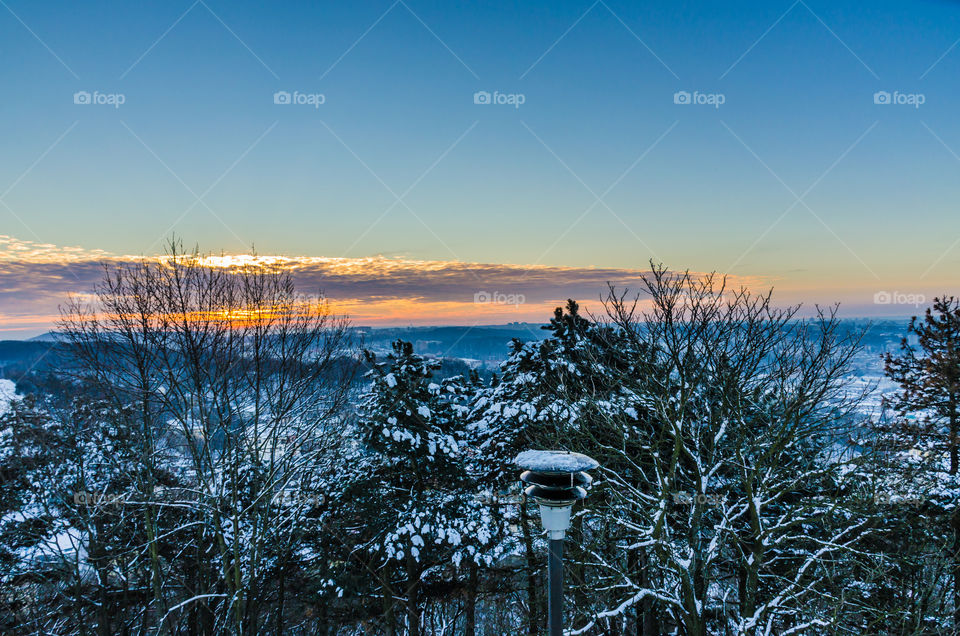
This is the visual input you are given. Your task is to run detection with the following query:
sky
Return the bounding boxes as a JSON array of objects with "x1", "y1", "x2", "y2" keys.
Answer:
[{"x1": 1, "y1": 0, "x2": 960, "y2": 335}]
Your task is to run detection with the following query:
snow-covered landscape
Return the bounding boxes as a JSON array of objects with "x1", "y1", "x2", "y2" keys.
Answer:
[
  {"x1": 4, "y1": 0, "x2": 960, "y2": 634},
  {"x1": 2, "y1": 255, "x2": 958, "y2": 635}
]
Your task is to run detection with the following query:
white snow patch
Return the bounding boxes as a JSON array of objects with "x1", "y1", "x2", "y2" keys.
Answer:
[
  {"x1": 515, "y1": 449, "x2": 598, "y2": 473},
  {"x1": 0, "y1": 379, "x2": 18, "y2": 416}
]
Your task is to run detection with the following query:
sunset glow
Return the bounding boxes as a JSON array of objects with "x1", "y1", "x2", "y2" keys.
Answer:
[
  {"x1": 1, "y1": 233, "x2": 948, "y2": 338},
  {"x1": 0, "y1": 235, "x2": 785, "y2": 335}
]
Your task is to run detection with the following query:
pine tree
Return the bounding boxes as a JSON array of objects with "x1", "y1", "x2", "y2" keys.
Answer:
[
  {"x1": 468, "y1": 300, "x2": 629, "y2": 634},
  {"x1": 0, "y1": 393, "x2": 165, "y2": 634},
  {"x1": 470, "y1": 300, "x2": 627, "y2": 484},
  {"x1": 354, "y1": 340, "x2": 500, "y2": 635},
  {"x1": 884, "y1": 296, "x2": 960, "y2": 474},
  {"x1": 883, "y1": 296, "x2": 960, "y2": 629}
]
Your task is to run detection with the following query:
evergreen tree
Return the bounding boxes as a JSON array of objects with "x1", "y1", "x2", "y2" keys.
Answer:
[
  {"x1": 470, "y1": 300, "x2": 628, "y2": 485},
  {"x1": 882, "y1": 296, "x2": 960, "y2": 630},
  {"x1": 354, "y1": 340, "x2": 500, "y2": 635},
  {"x1": 884, "y1": 296, "x2": 960, "y2": 474},
  {"x1": 0, "y1": 394, "x2": 169, "y2": 635},
  {"x1": 468, "y1": 300, "x2": 628, "y2": 635}
]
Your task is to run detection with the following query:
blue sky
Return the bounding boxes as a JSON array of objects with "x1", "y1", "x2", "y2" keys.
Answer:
[{"x1": 1, "y1": 0, "x2": 959, "y2": 332}]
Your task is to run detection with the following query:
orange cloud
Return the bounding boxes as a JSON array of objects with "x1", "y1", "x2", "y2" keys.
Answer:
[{"x1": 0, "y1": 235, "x2": 771, "y2": 335}]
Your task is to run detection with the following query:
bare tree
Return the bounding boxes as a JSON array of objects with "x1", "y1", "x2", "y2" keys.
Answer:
[
  {"x1": 57, "y1": 240, "x2": 357, "y2": 635},
  {"x1": 509, "y1": 266, "x2": 874, "y2": 635}
]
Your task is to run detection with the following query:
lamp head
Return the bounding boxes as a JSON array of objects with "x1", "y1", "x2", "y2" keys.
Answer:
[{"x1": 515, "y1": 450, "x2": 599, "y2": 540}]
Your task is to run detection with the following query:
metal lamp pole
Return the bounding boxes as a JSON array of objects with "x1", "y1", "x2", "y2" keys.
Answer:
[
  {"x1": 548, "y1": 535, "x2": 563, "y2": 635},
  {"x1": 515, "y1": 450, "x2": 599, "y2": 636}
]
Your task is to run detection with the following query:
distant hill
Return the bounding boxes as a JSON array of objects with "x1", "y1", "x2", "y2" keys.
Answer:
[
  {"x1": 0, "y1": 340, "x2": 61, "y2": 392},
  {"x1": 356, "y1": 324, "x2": 549, "y2": 365},
  {"x1": 0, "y1": 321, "x2": 913, "y2": 388},
  {"x1": 27, "y1": 331, "x2": 62, "y2": 342},
  {"x1": 0, "y1": 325, "x2": 552, "y2": 391}
]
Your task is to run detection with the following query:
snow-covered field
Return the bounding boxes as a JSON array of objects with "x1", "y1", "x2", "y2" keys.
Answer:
[{"x1": 0, "y1": 378, "x2": 17, "y2": 416}]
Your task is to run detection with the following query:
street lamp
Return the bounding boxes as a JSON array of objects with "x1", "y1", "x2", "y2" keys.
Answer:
[{"x1": 515, "y1": 449, "x2": 598, "y2": 636}]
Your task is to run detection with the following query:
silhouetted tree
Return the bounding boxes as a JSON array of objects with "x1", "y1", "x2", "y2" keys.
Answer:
[
  {"x1": 883, "y1": 296, "x2": 960, "y2": 630},
  {"x1": 885, "y1": 296, "x2": 960, "y2": 475}
]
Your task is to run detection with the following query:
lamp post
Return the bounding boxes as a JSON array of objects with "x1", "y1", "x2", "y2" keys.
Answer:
[{"x1": 515, "y1": 450, "x2": 598, "y2": 636}]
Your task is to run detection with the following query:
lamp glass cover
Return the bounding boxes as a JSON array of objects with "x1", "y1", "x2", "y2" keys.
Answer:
[{"x1": 539, "y1": 503, "x2": 572, "y2": 540}]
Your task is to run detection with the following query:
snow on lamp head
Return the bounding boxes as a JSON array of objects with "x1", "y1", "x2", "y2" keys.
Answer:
[{"x1": 515, "y1": 450, "x2": 598, "y2": 540}]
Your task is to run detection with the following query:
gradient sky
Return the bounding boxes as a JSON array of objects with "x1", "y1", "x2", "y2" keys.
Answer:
[{"x1": 2, "y1": 0, "x2": 960, "y2": 335}]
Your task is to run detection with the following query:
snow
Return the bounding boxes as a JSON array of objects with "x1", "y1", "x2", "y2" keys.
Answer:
[
  {"x1": 514, "y1": 449, "x2": 599, "y2": 473},
  {"x1": 0, "y1": 379, "x2": 18, "y2": 416}
]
